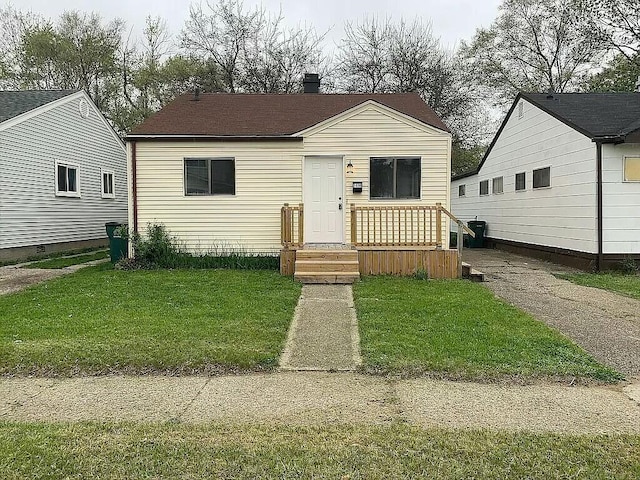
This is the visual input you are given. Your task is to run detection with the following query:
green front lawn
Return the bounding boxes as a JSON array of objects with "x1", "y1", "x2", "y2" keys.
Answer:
[
  {"x1": 1, "y1": 422, "x2": 638, "y2": 479},
  {"x1": 557, "y1": 272, "x2": 640, "y2": 300},
  {"x1": 354, "y1": 277, "x2": 620, "y2": 382},
  {"x1": 0, "y1": 264, "x2": 301, "y2": 375},
  {"x1": 24, "y1": 250, "x2": 109, "y2": 269}
]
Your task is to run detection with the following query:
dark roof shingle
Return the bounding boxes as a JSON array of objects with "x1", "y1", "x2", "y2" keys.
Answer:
[
  {"x1": 0, "y1": 90, "x2": 76, "y2": 123},
  {"x1": 522, "y1": 93, "x2": 640, "y2": 139},
  {"x1": 129, "y1": 92, "x2": 449, "y2": 136}
]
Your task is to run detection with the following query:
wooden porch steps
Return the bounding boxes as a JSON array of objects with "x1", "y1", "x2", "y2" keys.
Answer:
[
  {"x1": 462, "y1": 262, "x2": 485, "y2": 282},
  {"x1": 294, "y1": 249, "x2": 360, "y2": 284}
]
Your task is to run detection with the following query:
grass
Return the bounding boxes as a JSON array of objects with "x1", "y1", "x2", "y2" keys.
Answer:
[
  {"x1": 0, "y1": 246, "x2": 105, "y2": 267},
  {"x1": 24, "y1": 250, "x2": 109, "y2": 269},
  {"x1": 557, "y1": 272, "x2": 640, "y2": 300},
  {"x1": 0, "y1": 264, "x2": 301, "y2": 375},
  {"x1": 354, "y1": 277, "x2": 621, "y2": 382},
  {"x1": 0, "y1": 422, "x2": 638, "y2": 479}
]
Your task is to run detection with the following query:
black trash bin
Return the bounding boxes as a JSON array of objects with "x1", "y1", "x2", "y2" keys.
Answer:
[
  {"x1": 105, "y1": 222, "x2": 128, "y2": 263},
  {"x1": 467, "y1": 220, "x2": 486, "y2": 248}
]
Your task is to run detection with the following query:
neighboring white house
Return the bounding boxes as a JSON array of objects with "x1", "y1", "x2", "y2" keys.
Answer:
[
  {"x1": 0, "y1": 90, "x2": 128, "y2": 261},
  {"x1": 451, "y1": 92, "x2": 640, "y2": 270},
  {"x1": 126, "y1": 75, "x2": 457, "y2": 280}
]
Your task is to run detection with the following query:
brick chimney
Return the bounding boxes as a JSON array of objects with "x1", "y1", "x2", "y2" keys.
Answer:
[{"x1": 303, "y1": 73, "x2": 320, "y2": 94}]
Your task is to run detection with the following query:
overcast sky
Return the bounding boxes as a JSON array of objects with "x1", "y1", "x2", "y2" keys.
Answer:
[{"x1": 8, "y1": 0, "x2": 501, "y2": 50}]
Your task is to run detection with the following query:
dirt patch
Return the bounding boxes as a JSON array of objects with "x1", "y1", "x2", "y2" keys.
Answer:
[{"x1": 0, "y1": 266, "x2": 68, "y2": 295}]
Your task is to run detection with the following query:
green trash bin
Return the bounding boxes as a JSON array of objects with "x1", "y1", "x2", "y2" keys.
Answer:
[
  {"x1": 467, "y1": 220, "x2": 486, "y2": 248},
  {"x1": 105, "y1": 222, "x2": 128, "y2": 263}
]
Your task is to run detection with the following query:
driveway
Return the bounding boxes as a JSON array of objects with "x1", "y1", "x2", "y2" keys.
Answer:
[{"x1": 463, "y1": 248, "x2": 640, "y2": 378}]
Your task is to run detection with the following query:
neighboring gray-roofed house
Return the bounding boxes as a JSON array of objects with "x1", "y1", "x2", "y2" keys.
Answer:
[
  {"x1": 0, "y1": 90, "x2": 127, "y2": 260},
  {"x1": 451, "y1": 92, "x2": 640, "y2": 270}
]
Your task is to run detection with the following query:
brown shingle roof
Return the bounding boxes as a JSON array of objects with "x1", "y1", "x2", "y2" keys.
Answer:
[{"x1": 128, "y1": 92, "x2": 449, "y2": 137}]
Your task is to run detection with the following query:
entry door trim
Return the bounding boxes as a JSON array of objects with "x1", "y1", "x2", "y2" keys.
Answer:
[{"x1": 303, "y1": 156, "x2": 345, "y2": 244}]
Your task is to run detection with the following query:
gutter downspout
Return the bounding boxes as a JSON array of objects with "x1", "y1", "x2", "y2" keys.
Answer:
[
  {"x1": 132, "y1": 141, "x2": 138, "y2": 235},
  {"x1": 596, "y1": 141, "x2": 603, "y2": 272}
]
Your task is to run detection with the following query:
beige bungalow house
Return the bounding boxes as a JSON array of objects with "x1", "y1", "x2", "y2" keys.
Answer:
[{"x1": 126, "y1": 75, "x2": 464, "y2": 282}]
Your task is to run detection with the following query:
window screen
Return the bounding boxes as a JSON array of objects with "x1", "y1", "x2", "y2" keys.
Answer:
[
  {"x1": 533, "y1": 167, "x2": 551, "y2": 188},
  {"x1": 492, "y1": 176, "x2": 503, "y2": 194},
  {"x1": 624, "y1": 157, "x2": 640, "y2": 181},
  {"x1": 479, "y1": 180, "x2": 489, "y2": 195},
  {"x1": 185, "y1": 158, "x2": 235, "y2": 195},
  {"x1": 458, "y1": 184, "x2": 465, "y2": 197},
  {"x1": 515, "y1": 172, "x2": 526, "y2": 191},
  {"x1": 56, "y1": 163, "x2": 78, "y2": 195},
  {"x1": 370, "y1": 157, "x2": 420, "y2": 199}
]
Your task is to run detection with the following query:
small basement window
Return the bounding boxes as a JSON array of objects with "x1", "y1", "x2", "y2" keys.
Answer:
[
  {"x1": 184, "y1": 158, "x2": 236, "y2": 195},
  {"x1": 624, "y1": 157, "x2": 640, "y2": 182},
  {"x1": 515, "y1": 172, "x2": 526, "y2": 191},
  {"x1": 101, "y1": 169, "x2": 115, "y2": 198},
  {"x1": 479, "y1": 180, "x2": 489, "y2": 196},
  {"x1": 370, "y1": 157, "x2": 421, "y2": 199},
  {"x1": 55, "y1": 161, "x2": 80, "y2": 197},
  {"x1": 492, "y1": 176, "x2": 503, "y2": 194},
  {"x1": 458, "y1": 184, "x2": 466, "y2": 197},
  {"x1": 533, "y1": 166, "x2": 551, "y2": 188}
]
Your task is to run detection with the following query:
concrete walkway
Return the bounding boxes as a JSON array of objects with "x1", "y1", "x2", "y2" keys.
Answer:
[
  {"x1": 464, "y1": 249, "x2": 640, "y2": 378},
  {"x1": 1, "y1": 373, "x2": 640, "y2": 433},
  {"x1": 279, "y1": 285, "x2": 361, "y2": 371}
]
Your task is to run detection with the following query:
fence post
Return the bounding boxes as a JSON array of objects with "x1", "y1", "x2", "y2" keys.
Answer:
[
  {"x1": 284, "y1": 203, "x2": 291, "y2": 245},
  {"x1": 435, "y1": 203, "x2": 442, "y2": 247},
  {"x1": 457, "y1": 221, "x2": 463, "y2": 278},
  {"x1": 350, "y1": 204, "x2": 357, "y2": 245},
  {"x1": 298, "y1": 203, "x2": 304, "y2": 246}
]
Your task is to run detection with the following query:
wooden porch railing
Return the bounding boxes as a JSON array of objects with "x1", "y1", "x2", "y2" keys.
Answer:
[
  {"x1": 350, "y1": 203, "x2": 475, "y2": 276},
  {"x1": 350, "y1": 203, "x2": 444, "y2": 247},
  {"x1": 281, "y1": 203, "x2": 304, "y2": 248}
]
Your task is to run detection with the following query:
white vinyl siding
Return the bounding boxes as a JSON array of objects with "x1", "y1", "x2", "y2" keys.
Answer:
[
  {"x1": 301, "y1": 104, "x2": 451, "y2": 246},
  {"x1": 0, "y1": 93, "x2": 127, "y2": 249},
  {"x1": 451, "y1": 98, "x2": 598, "y2": 254},
  {"x1": 133, "y1": 141, "x2": 303, "y2": 254},
  {"x1": 132, "y1": 103, "x2": 451, "y2": 252},
  {"x1": 601, "y1": 144, "x2": 640, "y2": 254}
]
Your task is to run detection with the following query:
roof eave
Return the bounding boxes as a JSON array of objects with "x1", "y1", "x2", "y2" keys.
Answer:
[{"x1": 125, "y1": 134, "x2": 303, "y2": 142}]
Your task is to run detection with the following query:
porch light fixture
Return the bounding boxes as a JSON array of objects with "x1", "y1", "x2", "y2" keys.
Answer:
[{"x1": 346, "y1": 161, "x2": 354, "y2": 174}]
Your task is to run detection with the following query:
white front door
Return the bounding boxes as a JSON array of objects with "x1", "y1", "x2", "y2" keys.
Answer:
[{"x1": 304, "y1": 156, "x2": 344, "y2": 244}]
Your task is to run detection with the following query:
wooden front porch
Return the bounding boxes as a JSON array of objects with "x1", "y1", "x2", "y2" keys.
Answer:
[{"x1": 280, "y1": 203, "x2": 474, "y2": 282}]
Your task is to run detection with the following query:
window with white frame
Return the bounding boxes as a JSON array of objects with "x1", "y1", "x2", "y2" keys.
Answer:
[
  {"x1": 370, "y1": 157, "x2": 421, "y2": 199},
  {"x1": 515, "y1": 172, "x2": 526, "y2": 191},
  {"x1": 184, "y1": 158, "x2": 236, "y2": 195},
  {"x1": 101, "y1": 169, "x2": 115, "y2": 198},
  {"x1": 55, "y1": 161, "x2": 80, "y2": 197},
  {"x1": 479, "y1": 180, "x2": 489, "y2": 196},
  {"x1": 458, "y1": 184, "x2": 466, "y2": 197},
  {"x1": 533, "y1": 166, "x2": 551, "y2": 188},
  {"x1": 624, "y1": 157, "x2": 640, "y2": 182},
  {"x1": 492, "y1": 176, "x2": 503, "y2": 194}
]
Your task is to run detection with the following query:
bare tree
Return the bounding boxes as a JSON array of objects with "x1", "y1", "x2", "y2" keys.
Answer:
[
  {"x1": 576, "y1": 0, "x2": 640, "y2": 61},
  {"x1": 461, "y1": 0, "x2": 605, "y2": 106},
  {"x1": 336, "y1": 17, "x2": 391, "y2": 93},
  {"x1": 181, "y1": 0, "x2": 326, "y2": 93}
]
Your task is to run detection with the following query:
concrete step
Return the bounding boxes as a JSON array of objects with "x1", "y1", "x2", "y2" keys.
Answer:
[
  {"x1": 294, "y1": 260, "x2": 360, "y2": 273},
  {"x1": 296, "y1": 250, "x2": 358, "y2": 262},
  {"x1": 294, "y1": 272, "x2": 360, "y2": 284},
  {"x1": 462, "y1": 262, "x2": 485, "y2": 282}
]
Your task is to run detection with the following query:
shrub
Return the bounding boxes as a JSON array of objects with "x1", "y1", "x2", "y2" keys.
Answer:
[
  {"x1": 117, "y1": 223, "x2": 278, "y2": 270},
  {"x1": 620, "y1": 257, "x2": 639, "y2": 275}
]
